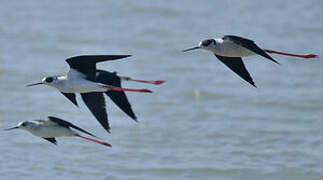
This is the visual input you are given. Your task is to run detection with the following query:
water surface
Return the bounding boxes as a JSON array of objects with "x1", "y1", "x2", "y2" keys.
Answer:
[{"x1": 0, "y1": 0, "x2": 323, "y2": 179}]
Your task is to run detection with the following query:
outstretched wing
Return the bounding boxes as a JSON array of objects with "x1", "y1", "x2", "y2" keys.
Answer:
[
  {"x1": 60, "y1": 92, "x2": 78, "y2": 107},
  {"x1": 80, "y1": 93, "x2": 110, "y2": 133},
  {"x1": 96, "y1": 69, "x2": 137, "y2": 121},
  {"x1": 223, "y1": 35, "x2": 278, "y2": 64},
  {"x1": 48, "y1": 116, "x2": 99, "y2": 138},
  {"x1": 65, "y1": 55, "x2": 131, "y2": 81},
  {"x1": 215, "y1": 54, "x2": 256, "y2": 87}
]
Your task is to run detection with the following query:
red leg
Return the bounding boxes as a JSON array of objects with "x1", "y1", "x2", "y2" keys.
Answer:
[
  {"x1": 75, "y1": 134, "x2": 112, "y2": 147},
  {"x1": 120, "y1": 76, "x2": 165, "y2": 85},
  {"x1": 100, "y1": 84, "x2": 152, "y2": 93},
  {"x1": 264, "y1": 49, "x2": 318, "y2": 59}
]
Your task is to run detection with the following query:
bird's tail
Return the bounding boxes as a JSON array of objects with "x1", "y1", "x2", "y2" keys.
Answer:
[
  {"x1": 75, "y1": 134, "x2": 112, "y2": 147},
  {"x1": 119, "y1": 76, "x2": 165, "y2": 85},
  {"x1": 100, "y1": 84, "x2": 152, "y2": 93},
  {"x1": 264, "y1": 49, "x2": 319, "y2": 59}
]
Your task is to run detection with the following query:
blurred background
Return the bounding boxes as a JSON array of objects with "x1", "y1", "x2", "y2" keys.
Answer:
[{"x1": 0, "y1": 0, "x2": 322, "y2": 179}]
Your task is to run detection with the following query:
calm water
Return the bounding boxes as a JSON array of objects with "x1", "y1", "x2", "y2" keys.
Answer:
[{"x1": 0, "y1": 0, "x2": 323, "y2": 179}]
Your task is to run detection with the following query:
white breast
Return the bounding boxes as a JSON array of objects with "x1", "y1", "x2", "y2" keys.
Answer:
[
  {"x1": 53, "y1": 70, "x2": 106, "y2": 93},
  {"x1": 29, "y1": 125, "x2": 75, "y2": 138},
  {"x1": 61, "y1": 79, "x2": 106, "y2": 93},
  {"x1": 212, "y1": 39, "x2": 255, "y2": 57}
]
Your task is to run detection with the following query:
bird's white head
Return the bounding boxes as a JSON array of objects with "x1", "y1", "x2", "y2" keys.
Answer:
[
  {"x1": 26, "y1": 76, "x2": 59, "y2": 87},
  {"x1": 183, "y1": 39, "x2": 217, "y2": 52},
  {"x1": 5, "y1": 121, "x2": 36, "y2": 131}
]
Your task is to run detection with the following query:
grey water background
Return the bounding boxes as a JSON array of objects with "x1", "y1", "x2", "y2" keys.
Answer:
[{"x1": 0, "y1": 0, "x2": 322, "y2": 179}]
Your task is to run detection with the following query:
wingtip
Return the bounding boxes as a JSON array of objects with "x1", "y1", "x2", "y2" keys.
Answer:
[
  {"x1": 103, "y1": 126, "x2": 111, "y2": 134},
  {"x1": 249, "y1": 82, "x2": 257, "y2": 88},
  {"x1": 132, "y1": 116, "x2": 139, "y2": 122},
  {"x1": 121, "y1": 55, "x2": 132, "y2": 58},
  {"x1": 270, "y1": 57, "x2": 280, "y2": 65}
]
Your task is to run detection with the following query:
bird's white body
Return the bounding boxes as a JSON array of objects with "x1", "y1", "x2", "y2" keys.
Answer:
[
  {"x1": 19, "y1": 121, "x2": 76, "y2": 138},
  {"x1": 182, "y1": 35, "x2": 315, "y2": 87},
  {"x1": 7, "y1": 117, "x2": 112, "y2": 147},
  {"x1": 182, "y1": 35, "x2": 278, "y2": 87},
  {"x1": 44, "y1": 69, "x2": 106, "y2": 93},
  {"x1": 206, "y1": 38, "x2": 255, "y2": 57}
]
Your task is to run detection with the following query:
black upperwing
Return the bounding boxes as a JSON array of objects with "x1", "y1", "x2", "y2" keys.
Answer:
[
  {"x1": 48, "y1": 116, "x2": 99, "y2": 138},
  {"x1": 223, "y1": 35, "x2": 279, "y2": 64},
  {"x1": 96, "y1": 69, "x2": 137, "y2": 121},
  {"x1": 60, "y1": 92, "x2": 78, "y2": 107},
  {"x1": 215, "y1": 54, "x2": 256, "y2": 87},
  {"x1": 80, "y1": 93, "x2": 110, "y2": 133},
  {"x1": 65, "y1": 55, "x2": 131, "y2": 81}
]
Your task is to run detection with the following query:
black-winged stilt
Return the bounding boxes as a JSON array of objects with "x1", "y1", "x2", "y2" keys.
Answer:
[
  {"x1": 26, "y1": 55, "x2": 162, "y2": 133},
  {"x1": 183, "y1": 35, "x2": 318, "y2": 87},
  {"x1": 5, "y1": 116, "x2": 112, "y2": 147}
]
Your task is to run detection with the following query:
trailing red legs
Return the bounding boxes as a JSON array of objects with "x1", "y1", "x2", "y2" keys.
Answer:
[
  {"x1": 264, "y1": 49, "x2": 319, "y2": 59},
  {"x1": 74, "y1": 134, "x2": 112, "y2": 147},
  {"x1": 120, "y1": 76, "x2": 166, "y2": 85},
  {"x1": 100, "y1": 84, "x2": 152, "y2": 93}
]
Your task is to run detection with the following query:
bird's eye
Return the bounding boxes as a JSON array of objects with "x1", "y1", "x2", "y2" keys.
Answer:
[
  {"x1": 21, "y1": 122, "x2": 27, "y2": 126},
  {"x1": 202, "y1": 39, "x2": 212, "y2": 46},
  {"x1": 45, "y1": 77, "x2": 54, "y2": 83}
]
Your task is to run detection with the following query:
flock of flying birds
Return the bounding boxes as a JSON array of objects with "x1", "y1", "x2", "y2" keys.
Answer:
[{"x1": 6, "y1": 35, "x2": 318, "y2": 148}]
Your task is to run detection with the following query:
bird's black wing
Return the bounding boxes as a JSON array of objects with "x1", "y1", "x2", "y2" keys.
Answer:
[
  {"x1": 42, "y1": 137, "x2": 57, "y2": 145},
  {"x1": 48, "y1": 116, "x2": 98, "y2": 138},
  {"x1": 80, "y1": 92, "x2": 110, "y2": 133},
  {"x1": 96, "y1": 69, "x2": 137, "y2": 121},
  {"x1": 60, "y1": 92, "x2": 78, "y2": 107},
  {"x1": 215, "y1": 54, "x2": 256, "y2": 87},
  {"x1": 65, "y1": 55, "x2": 131, "y2": 81},
  {"x1": 223, "y1": 35, "x2": 278, "y2": 64}
]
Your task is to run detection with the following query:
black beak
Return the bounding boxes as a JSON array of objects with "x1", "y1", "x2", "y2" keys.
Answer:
[
  {"x1": 182, "y1": 46, "x2": 200, "y2": 52},
  {"x1": 26, "y1": 82, "x2": 43, "y2": 87},
  {"x1": 4, "y1": 126, "x2": 19, "y2": 131}
]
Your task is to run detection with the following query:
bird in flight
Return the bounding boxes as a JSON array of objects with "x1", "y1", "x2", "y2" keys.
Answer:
[
  {"x1": 183, "y1": 35, "x2": 318, "y2": 87},
  {"x1": 27, "y1": 55, "x2": 157, "y2": 133},
  {"x1": 5, "y1": 116, "x2": 112, "y2": 147},
  {"x1": 94, "y1": 69, "x2": 165, "y2": 122}
]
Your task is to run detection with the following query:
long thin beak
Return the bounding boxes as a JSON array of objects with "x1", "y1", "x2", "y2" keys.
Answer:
[
  {"x1": 182, "y1": 46, "x2": 200, "y2": 52},
  {"x1": 4, "y1": 126, "x2": 19, "y2": 131},
  {"x1": 26, "y1": 82, "x2": 43, "y2": 87}
]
